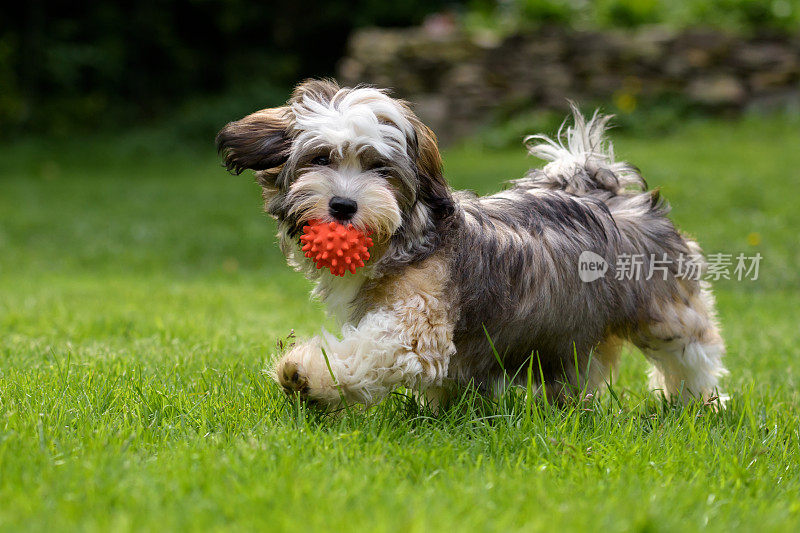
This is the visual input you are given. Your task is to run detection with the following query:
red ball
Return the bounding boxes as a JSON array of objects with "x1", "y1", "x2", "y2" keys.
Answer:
[{"x1": 299, "y1": 220, "x2": 374, "y2": 276}]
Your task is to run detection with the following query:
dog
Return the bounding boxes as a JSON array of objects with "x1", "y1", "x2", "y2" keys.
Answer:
[{"x1": 216, "y1": 78, "x2": 727, "y2": 408}]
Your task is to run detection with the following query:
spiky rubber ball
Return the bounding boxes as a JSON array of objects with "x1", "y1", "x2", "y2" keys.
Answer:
[{"x1": 300, "y1": 220, "x2": 374, "y2": 276}]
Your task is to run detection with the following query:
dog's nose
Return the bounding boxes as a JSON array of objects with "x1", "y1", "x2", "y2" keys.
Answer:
[{"x1": 328, "y1": 197, "x2": 358, "y2": 220}]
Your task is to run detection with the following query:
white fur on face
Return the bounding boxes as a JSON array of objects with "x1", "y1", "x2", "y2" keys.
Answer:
[
  {"x1": 285, "y1": 165, "x2": 402, "y2": 238},
  {"x1": 291, "y1": 87, "x2": 415, "y2": 159}
]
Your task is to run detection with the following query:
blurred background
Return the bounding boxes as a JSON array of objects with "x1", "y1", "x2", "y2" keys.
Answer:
[
  {"x1": 2, "y1": 0, "x2": 799, "y2": 145},
  {"x1": 1, "y1": 0, "x2": 798, "y2": 286}
]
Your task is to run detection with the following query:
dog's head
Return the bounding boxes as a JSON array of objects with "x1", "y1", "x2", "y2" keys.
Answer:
[{"x1": 216, "y1": 78, "x2": 454, "y2": 276}]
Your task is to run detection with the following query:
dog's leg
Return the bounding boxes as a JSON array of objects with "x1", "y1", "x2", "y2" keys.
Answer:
[
  {"x1": 275, "y1": 307, "x2": 452, "y2": 406},
  {"x1": 521, "y1": 337, "x2": 623, "y2": 404},
  {"x1": 421, "y1": 382, "x2": 460, "y2": 411},
  {"x1": 633, "y1": 283, "x2": 727, "y2": 403},
  {"x1": 275, "y1": 307, "x2": 453, "y2": 407},
  {"x1": 585, "y1": 335, "x2": 623, "y2": 391},
  {"x1": 275, "y1": 256, "x2": 455, "y2": 407}
]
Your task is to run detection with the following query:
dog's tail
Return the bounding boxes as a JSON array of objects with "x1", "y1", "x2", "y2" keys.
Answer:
[{"x1": 519, "y1": 104, "x2": 646, "y2": 196}]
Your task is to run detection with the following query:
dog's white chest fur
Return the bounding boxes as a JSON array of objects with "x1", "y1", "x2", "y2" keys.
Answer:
[{"x1": 315, "y1": 271, "x2": 368, "y2": 325}]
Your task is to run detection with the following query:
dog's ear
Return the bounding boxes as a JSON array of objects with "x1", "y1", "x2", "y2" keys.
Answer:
[
  {"x1": 377, "y1": 113, "x2": 455, "y2": 275},
  {"x1": 411, "y1": 118, "x2": 443, "y2": 182},
  {"x1": 408, "y1": 116, "x2": 454, "y2": 225},
  {"x1": 215, "y1": 106, "x2": 292, "y2": 175}
]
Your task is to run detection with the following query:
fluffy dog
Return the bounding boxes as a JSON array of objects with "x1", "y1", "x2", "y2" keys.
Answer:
[{"x1": 216, "y1": 78, "x2": 727, "y2": 407}]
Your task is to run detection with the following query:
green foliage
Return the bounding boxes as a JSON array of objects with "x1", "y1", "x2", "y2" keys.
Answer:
[
  {"x1": 468, "y1": 0, "x2": 800, "y2": 33},
  {"x1": 476, "y1": 94, "x2": 716, "y2": 149},
  {"x1": 1, "y1": 0, "x2": 454, "y2": 137},
  {"x1": 5, "y1": 1, "x2": 798, "y2": 138},
  {"x1": 519, "y1": 0, "x2": 576, "y2": 24},
  {"x1": 1, "y1": 116, "x2": 799, "y2": 529},
  {"x1": 596, "y1": 0, "x2": 662, "y2": 27},
  {"x1": 682, "y1": 0, "x2": 800, "y2": 30}
]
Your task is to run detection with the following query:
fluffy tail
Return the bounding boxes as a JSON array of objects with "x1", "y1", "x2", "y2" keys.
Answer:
[{"x1": 520, "y1": 104, "x2": 646, "y2": 196}]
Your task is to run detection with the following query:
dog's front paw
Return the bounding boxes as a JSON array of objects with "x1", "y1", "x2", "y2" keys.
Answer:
[
  {"x1": 277, "y1": 359, "x2": 310, "y2": 396},
  {"x1": 273, "y1": 340, "x2": 341, "y2": 406}
]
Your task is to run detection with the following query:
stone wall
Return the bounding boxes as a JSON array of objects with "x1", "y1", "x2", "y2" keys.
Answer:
[{"x1": 338, "y1": 25, "x2": 800, "y2": 143}]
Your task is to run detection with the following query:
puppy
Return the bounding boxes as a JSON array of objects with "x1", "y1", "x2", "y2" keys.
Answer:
[{"x1": 216, "y1": 78, "x2": 727, "y2": 407}]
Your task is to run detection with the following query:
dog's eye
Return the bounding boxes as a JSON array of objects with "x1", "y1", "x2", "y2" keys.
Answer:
[
  {"x1": 369, "y1": 163, "x2": 388, "y2": 175},
  {"x1": 311, "y1": 155, "x2": 330, "y2": 166}
]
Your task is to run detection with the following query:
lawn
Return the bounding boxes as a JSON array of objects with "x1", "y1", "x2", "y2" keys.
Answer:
[{"x1": 1, "y1": 115, "x2": 799, "y2": 531}]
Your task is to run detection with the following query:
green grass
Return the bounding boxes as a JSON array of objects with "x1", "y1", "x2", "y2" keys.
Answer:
[{"x1": 1, "y1": 115, "x2": 799, "y2": 531}]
